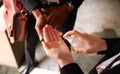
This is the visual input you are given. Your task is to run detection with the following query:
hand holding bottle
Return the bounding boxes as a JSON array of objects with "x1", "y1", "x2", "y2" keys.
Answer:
[
  {"x1": 63, "y1": 30, "x2": 107, "y2": 54},
  {"x1": 65, "y1": 35, "x2": 83, "y2": 49}
]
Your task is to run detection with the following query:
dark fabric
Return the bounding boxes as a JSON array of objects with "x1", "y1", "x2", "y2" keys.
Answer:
[
  {"x1": 60, "y1": 63, "x2": 84, "y2": 74},
  {"x1": 0, "y1": 0, "x2": 2, "y2": 7},
  {"x1": 26, "y1": 14, "x2": 39, "y2": 61},
  {"x1": 98, "y1": 38, "x2": 120, "y2": 55},
  {"x1": 101, "y1": 64, "x2": 120, "y2": 74},
  {"x1": 89, "y1": 38, "x2": 120, "y2": 74},
  {"x1": 23, "y1": 13, "x2": 39, "y2": 73},
  {"x1": 21, "y1": 0, "x2": 83, "y2": 13},
  {"x1": 61, "y1": 38, "x2": 120, "y2": 74},
  {"x1": 21, "y1": 0, "x2": 41, "y2": 13},
  {"x1": 101, "y1": 55, "x2": 120, "y2": 73},
  {"x1": 21, "y1": 0, "x2": 66, "y2": 13}
]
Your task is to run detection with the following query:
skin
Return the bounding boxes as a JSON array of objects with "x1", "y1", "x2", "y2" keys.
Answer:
[
  {"x1": 32, "y1": 8, "x2": 47, "y2": 40},
  {"x1": 42, "y1": 25, "x2": 74, "y2": 68},
  {"x1": 63, "y1": 30, "x2": 107, "y2": 53}
]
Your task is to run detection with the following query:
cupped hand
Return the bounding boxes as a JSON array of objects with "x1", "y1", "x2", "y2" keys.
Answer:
[{"x1": 42, "y1": 25, "x2": 74, "y2": 67}]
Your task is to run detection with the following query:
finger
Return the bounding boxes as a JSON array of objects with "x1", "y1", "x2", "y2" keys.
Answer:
[
  {"x1": 63, "y1": 30, "x2": 76, "y2": 37},
  {"x1": 44, "y1": 25, "x2": 57, "y2": 42},
  {"x1": 43, "y1": 25, "x2": 51, "y2": 42},
  {"x1": 35, "y1": 24, "x2": 43, "y2": 40},
  {"x1": 49, "y1": 25, "x2": 58, "y2": 41},
  {"x1": 63, "y1": 30, "x2": 84, "y2": 39},
  {"x1": 47, "y1": 25, "x2": 55, "y2": 42},
  {"x1": 55, "y1": 29, "x2": 63, "y2": 36},
  {"x1": 42, "y1": 41, "x2": 50, "y2": 49},
  {"x1": 35, "y1": 17, "x2": 46, "y2": 40},
  {"x1": 54, "y1": 29, "x2": 62, "y2": 41}
]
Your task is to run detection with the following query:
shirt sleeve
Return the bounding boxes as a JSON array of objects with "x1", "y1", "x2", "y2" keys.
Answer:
[
  {"x1": 21, "y1": 0, "x2": 41, "y2": 13},
  {"x1": 60, "y1": 63, "x2": 84, "y2": 74}
]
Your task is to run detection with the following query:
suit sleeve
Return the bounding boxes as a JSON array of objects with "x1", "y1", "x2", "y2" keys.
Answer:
[
  {"x1": 21, "y1": 0, "x2": 41, "y2": 13},
  {"x1": 98, "y1": 38, "x2": 120, "y2": 55},
  {"x1": 0, "y1": 0, "x2": 2, "y2": 7},
  {"x1": 60, "y1": 63, "x2": 84, "y2": 74}
]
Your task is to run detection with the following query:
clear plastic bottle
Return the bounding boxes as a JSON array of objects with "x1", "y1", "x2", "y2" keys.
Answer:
[
  {"x1": 65, "y1": 35, "x2": 97, "y2": 55},
  {"x1": 65, "y1": 35, "x2": 83, "y2": 48}
]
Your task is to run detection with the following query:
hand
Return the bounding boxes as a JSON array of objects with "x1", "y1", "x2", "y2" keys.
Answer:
[
  {"x1": 42, "y1": 25, "x2": 74, "y2": 68},
  {"x1": 63, "y1": 30, "x2": 107, "y2": 54},
  {"x1": 32, "y1": 7, "x2": 47, "y2": 40},
  {"x1": 42, "y1": 2, "x2": 72, "y2": 28}
]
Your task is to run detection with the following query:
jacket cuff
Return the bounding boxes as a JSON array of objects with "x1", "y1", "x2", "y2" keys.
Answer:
[{"x1": 60, "y1": 63, "x2": 84, "y2": 74}]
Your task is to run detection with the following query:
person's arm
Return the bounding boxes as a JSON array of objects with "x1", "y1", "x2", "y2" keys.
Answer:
[
  {"x1": 63, "y1": 30, "x2": 107, "y2": 54},
  {"x1": 64, "y1": 30, "x2": 120, "y2": 55}
]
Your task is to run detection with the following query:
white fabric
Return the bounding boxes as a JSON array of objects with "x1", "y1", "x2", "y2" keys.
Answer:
[
  {"x1": 96, "y1": 52, "x2": 120, "y2": 74},
  {"x1": 30, "y1": 68, "x2": 59, "y2": 74},
  {"x1": 0, "y1": 5, "x2": 6, "y2": 31}
]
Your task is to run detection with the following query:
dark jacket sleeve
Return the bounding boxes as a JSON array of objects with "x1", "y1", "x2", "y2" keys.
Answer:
[
  {"x1": 98, "y1": 38, "x2": 120, "y2": 55},
  {"x1": 21, "y1": 0, "x2": 66, "y2": 13},
  {"x1": 21, "y1": 0, "x2": 84, "y2": 13},
  {"x1": 60, "y1": 63, "x2": 84, "y2": 74},
  {"x1": 21, "y1": 0, "x2": 41, "y2": 13},
  {"x1": 0, "y1": 0, "x2": 2, "y2": 7}
]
